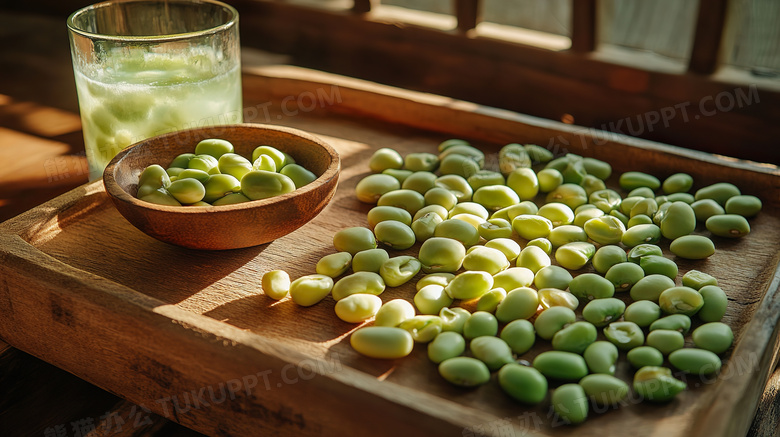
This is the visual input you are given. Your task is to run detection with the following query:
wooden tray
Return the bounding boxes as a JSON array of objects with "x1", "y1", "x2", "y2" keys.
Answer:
[{"x1": 1, "y1": 66, "x2": 779, "y2": 437}]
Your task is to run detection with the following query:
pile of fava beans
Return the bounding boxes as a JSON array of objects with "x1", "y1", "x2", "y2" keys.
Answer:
[{"x1": 261, "y1": 139, "x2": 762, "y2": 426}]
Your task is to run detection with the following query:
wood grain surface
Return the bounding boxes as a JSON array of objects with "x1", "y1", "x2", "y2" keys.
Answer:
[{"x1": 1, "y1": 66, "x2": 779, "y2": 437}]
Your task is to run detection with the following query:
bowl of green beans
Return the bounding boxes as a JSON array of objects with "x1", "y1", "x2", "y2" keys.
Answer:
[{"x1": 103, "y1": 124, "x2": 340, "y2": 250}]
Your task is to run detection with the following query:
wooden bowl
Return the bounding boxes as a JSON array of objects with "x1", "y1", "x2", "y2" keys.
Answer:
[{"x1": 103, "y1": 124, "x2": 340, "y2": 250}]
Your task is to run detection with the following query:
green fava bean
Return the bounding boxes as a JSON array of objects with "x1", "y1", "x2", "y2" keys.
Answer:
[
  {"x1": 569, "y1": 273, "x2": 616, "y2": 301},
  {"x1": 252, "y1": 155, "x2": 277, "y2": 172},
  {"x1": 424, "y1": 187, "x2": 458, "y2": 211},
  {"x1": 639, "y1": 255, "x2": 678, "y2": 280},
  {"x1": 511, "y1": 214, "x2": 553, "y2": 240},
  {"x1": 217, "y1": 153, "x2": 252, "y2": 181},
  {"x1": 380, "y1": 168, "x2": 412, "y2": 183},
  {"x1": 473, "y1": 185, "x2": 520, "y2": 211},
  {"x1": 526, "y1": 237, "x2": 553, "y2": 255},
  {"x1": 261, "y1": 270, "x2": 290, "y2": 300},
  {"x1": 659, "y1": 286, "x2": 703, "y2": 316},
  {"x1": 670, "y1": 235, "x2": 715, "y2": 259},
  {"x1": 367, "y1": 205, "x2": 412, "y2": 228},
  {"x1": 439, "y1": 307, "x2": 471, "y2": 333},
  {"x1": 581, "y1": 298, "x2": 625, "y2": 327},
  {"x1": 498, "y1": 364, "x2": 548, "y2": 405},
  {"x1": 624, "y1": 300, "x2": 661, "y2": 327},
  {"x1": 682, "y1": 270, "x2": 718, "y2": 290},
  {"x1": 538, "y1": 203, "x2": 574, "y2": 227},
  {"x1": 435, "y1": 174, "x2": 473, "y2": 202},
  {"x1": 630, "y1": 274, "x2": 676, "y2": 302},
  {"x1": 463, "y1": 311, "x2": 499, "y2": 339},
  {"x1": 445, "y1": 271, "x2": 493, "y2": 300},
  {"x1": 534, "y1": 351, "x2": 588, "y2": 381},
  {"x1": 316, "y1": 252, "x2": 352, "y2": 278},
  {"x1": 434, "y1": 219, "x2": 480, "y2": 247},
  {"x1": 725, "y1": 195, "x2": 762, "y2": 217},
  {"x1": 666, "y1": 192, "x2": 695, "y2": 203},
  {"x1": 517, "y1": 246, "x2": 552, "y2": 274},
  {"x1": 592, "y1": 245, "x2": 627, "y2": 275},
  {"x1": 634, "y1": 366, "x2": 686, "y2": 402},
  {"x1": 500, "y1": 319, "x2": 536, "y2": 354},
  {"x1": 463, "y1": 246, "x2": 510, "y2": 275},
  {"x1": 176, "y1": 168, "x2": 209, "y2": 184},
  {"x1": 211, "y1": 193, "x2": 250, "y2": 206},
  {"x1": 404, "y1": 152, "x2": 439, "y2": 172},
  {"x1": 628, "y1": 244, "x2": 663, "y2": 264},
  {"x1": 534, "y1": 306, "x2": 577, "y2": 340},
  {"x1": 438, "y1": 138, "x2": 470, "y2": 152},
  {"x1": 167, "y1": 178, "x2": 205, "y2": 204},
  {"x1": 662, "y1": 173, "x2": 693, "y2": 194},
  {"x1": 551, "y1": 384, "x2": 589, "y2": 425},
  {"x1": 492, "y1": 201, "x2": 539, "y2": 221},
  {"x1": 691, "y1": 199, "x2": 725, "y2": 222},
  {"x1": 401, "y1": 171, "x2": 437, "y2": 194},
  {"x1": 589, "y1": 189, "x2": 622, "y2": 213},
  {"x1": 188, "y1": 154, "x2": 220, "y2": 174},
  {"x1": 573, "y1": 207, "x2": 605, "y2": 228},
  {"x1": 698, "y1": 285, "x2": 728, "y2": 322},
  {"x1": 476, "y1": 287, "x2": 506, "y2": 313},
  {"x1": 605, "y1": 262, "x2": 645, "y2": 292},
  {"x1": 619, "y1": 171, "x2": 660, "y2": 191},
  {"x1": 548, "y1": 225, "x2": 587, "y2": 248},
  {"x1": 380, "y1": 256, "x2": 422, "y2": 287},
  {"x1": 498, "y1": 143, "x2": 531, "y2": 175},
  {"x1": 417, "y1": 273, "x2": 456, "y2": 290},
  {"x1": 139, "y1": 190, "x2": 181, "y2": 206},
  {"x1": 506, "y1": 168, "x2": 539, "y2": 200},
  {"x1": 555, "y1": 242, "x2": 596, "y2": 270},
  {"x1": 412, "y1": 212, "x2": 444, "y2": 242},
  {"x1": 695, "y1": 182, "x2": 740, "y2": 206},
  {"x1": 621, "y1": 224, "x2": 661, "y2": 247},
  {"x1": 537, "y1": 168, "x2": 564, "y2": 192},
  {"x1": 439, "y1": 357, "x2": 490, "y2": 387},
  {"x1": 240, "y1": 171, "x2": 295, "y2": 201},
  {"x1": 692, "y1": 322, "x2": 733, "y2": 354},
  {"x1": 428, "y1": 331, "x2": 466, "y2": 363},
  {"x1": 398, "y1": 315, "x2": 443, "y2": 343},
  {"x1": 467, "y1": 170, "x2": 505, "y2": 191},
  {"x1": 581, "y1": 175, "x2": 607, "y2": 197},
  {"x1": 335, "y1": 294, "x2": 382, "y2": 323},
  {"x1": 470, "y1": 336, "x2": 515, "y2": 371},
  {"x1": 495, "y1": 287, "x2": 539, "y2": 323},
  {"x1": 584, "y1": 341, "x2": 619, "y2": 375},
  {"x1": 280, "y1": 164, "x2": 317, "y2": 189},
  {"x1": 493, "y1": 267, "x2": 534, "y2": 292},
  {"x1": 650, "y1": 314, "x2": 692, "y2": 334},
  {"x1": 552, "y1": 321, "x2": 597, "y2": 354},
  {"x1": 646, "y1": 329, "x2": 685, "y2": 355},
  {"x1": 534, "y1": 265, "x2": 573, "y2": 290},
  {"x1": 582, "y1": 157, "x2": 612, "y2": 180},
  {"x1": 137, "y1": 164, "x2": 172, "y2": 198},
  {"x1": 355, "y1": 174, "x2": 401, "y2": 203},
  {"x1": 580, "y1": 374, "x2": 629, "y2": 407},
  {"x1": 546, "y1": 183, "x2": 588, "y2": 209},
  {"x1": 604, "y1": 321, "x2": 645, "y2": 351},
  {"x1": 669, "y1": 348, "x2": 722, "y2": 375},
  {"x1": 659, "y1": 201, "x2": 696, "y2": 240},
  {"x1": 251, "y1": 145, "x2": 285, "y2": 168},
  {"x1": 289, "y1": 274, "x2": 334, "y2": 307},
  {"x1": 333, "y1": 227, "x2": 377, "y2": 255},
  {"x1": 419, "y1": 237, "x2": 466, "y2": 273},
  {"x1": 374, "y1": 221, "x2": 416, "y2": 250},
  {"x1": 369, "y1": 147, "x2": 403, "y2": 173},
  {"x1": 203, "y1": 174, "x2": 241, "y2": 203},
  {"x1": 352, "y1": 248, "x2": 390, "y2": 273},
  {"x1": 439, "y1": 154, "x2": 479, "y2": 178},
  {"x1": 486, "y1": 238, "x2": 522, "y2": 262},
  {"x1": 706, "y1": 214, "x2": 751, "y2": 238},
  {"x1": 331, "y1": 271, "x2": 386, "y2": 301},
  {"x1": 525, "y1": 144, "x2": 554, "y2": 164},
  {"x1": 627, "y1": 214, "x2": 654, "y2": 228},
  {"x1": 630, "y1": 198, "x2": 658, "y2": 218},
  {"x1": 538, "y1": 288, "x2": 579, "y2": 311},
  {"x1": 168, "y1": 153, "x2": 195, "y2": 169},
  {"x1": 374, "y1": 299, "x2": 415, "y2": 327},
  {"x1": 627, "y1": 346, "x2": 664, "y2": 368},
  {"x1": 414, "y1": 285, "x2": 454, "y2": 315},
  {"x1": 350, "y1": 326, "x2": 414, "y2": 359},
  {"x1": 478, "y1": 218, "x2": 513, "y2": 240},
  {"x1": 378, "y1": 189, "x2": 426, "y2": 216},
  {"x1": 584, "y1": 216, "x2": 626, "y2": 245}
]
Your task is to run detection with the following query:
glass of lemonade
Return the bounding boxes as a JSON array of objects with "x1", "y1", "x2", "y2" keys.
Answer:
[{"x1": 67, "y1": 0, "x2": 243, "y2": 180}]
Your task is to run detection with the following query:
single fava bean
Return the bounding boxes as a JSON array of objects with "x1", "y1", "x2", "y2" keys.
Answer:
[
  {"x1": 592, "y1": 245, "x2": 627, "y2": 275},
  {"x1": 427, "y1": 331, "x2": 466, "y2": 363},
  {"x1": 534, "y1": 306, "x2": 577, "y2": 340},
  {"x1": 369, "y1": 147, "x2": 403, "y2": 172},
  {"x1": 331, "y1": 271, "x2": 386, "y2": 301},
  {"x1": 639, "y1": 255, "x2": 678, "y2": 280},
  {"x1": 378, "y1": 189, "x2": 426, "y2": 216},
  {"x1": 506, "y1": 167, "x2": 539, "y2": 200},
  {"x1": 630, "y1": 274, "x2": 676, "y2": 302},
  {"x1": 139, "y1": 190, "x2": 181, "y2": 206},
  {"x1": 434, "y1": 219, "x2": 480, "y2": 247},
  {"x1": 470, "y1": 336, "x2": 515, "y2": 371},
  {"x1": 534, "y1": 265, "x2": 573, "y2": 290},
  {"x1": 538, "y1": 203, "x2": 574, "y2": 227},
  {"x1": 659, "y1": 201, "x2": 696, "y2": 240},
  {"x1": 525, "y1": 144, "x2": 554, "y2": 164},
  {"x1": 439, "y1": 357, "x2": 491, "y2": 387},
  {"x1": 682, "y1": 269, "x2": 718, "y2": 290},
  {"x1": 414, "y1": 204, "x2": 449, "y2": 222},
  {"x1": 551, "y1": 384, "x2": 589, "y2": 425},
  {"x1": 350, "y1": 326, "x2": 413, "y2": 359},
  {"x1": 706, "y1": 214, "x2": 751, "y2": 238},
  {"x1": 419, "y1": 237, "x2": 466, "y2": 273},
  {"x1": 289, "y1": 274, "x2": 334, "y2": 307},
  {"x1": 624, "y1": 300, "x2": 661, "y2": 327},
  {"x1": 335, "y1": 294, "x2": 382, "y2": 323},
  {"x1": 495, "y1": 287, "x2": 539, "y2": 323},
  {"x1": 605, "y1": 262, "x2": 645, "y2": 292},
  {"x1": 416, "y1": 273, "x2": 456, "y2": 290},
  {"x1": 512, "y1": 214, "x2": 553, "y2": 240},
  {"x1": 367, "y1": 205, "x2": 412, "y2": 228},
  {"x1": 583, "y1": 341, "x2": 619, "y2": 375},
  {"x1": 692, "y1": 322, "x2": 733, "y2": 354},
  {"x1": 374, "y1": 221, "x2": 416, "y2": 250},
  {"x1": 424, "y1": 187, "x2": 458, "y2": 210},
  {"x1": 211, "y1": 193, "x2": 250, "y2": 206},
  {"x1": 555, "y1": 242, "x2": 596, "y2": 270},
  {"x1": 467, "y1": 170, "x2": 505, "y2": 191},
  {"x1": 412, "y1": 213, "x2": 443, "y2": 242},
  {"x1": 445, "y1": 270, "x2": 494, "y2": 300},
  {"x1": 405, "y1": 152, "x2": 439, "y2": 172},
  {"x1": 659, "y1": 286, "x2": 703, "y2": 316},
  {"x1": 280, "y1": 164, "x2": 317, "y2": 189},
  {"x1": 662, "y1": 173, "x2": 693, "y2": 194},
  {"x1": 352, "y1": 248, "x2": 390, "y2": 273},
  {"x1": 473, "y1": 185, "x2": 520, "y2": 211},
  {"x1": 533, "y1": 351, "x2": 589, "y2": 381},
  {"x1": 621, "y1": 224, "x2": 661, "y2": 247},
  {"x1": 589, "y1": 189, "x2": 622, "y2": 213},
  {"x1": 435, "y1": 174, "x2": 473, "y2": 202},
  {"x1": 650, "y1": 314, "x2": 692, "y2": 334},
  {"x1": 380, "y1": 256, "x2": 422, "y2": 287},
  {"x1": 402, "y1": 171, "x2": 437, "y2": 194},
  {"x1": 476, "y1": 288, "x2": 506, "y2": 313},
  {"x1": 498, "y1": 364, "x2": 548, "y2": 405},
  {"x1": 491, "y1": 268, "x2": 535, "y2": 298},
  {"x1": 552, "y1": 321, "x2": 597, "y2": 354},
  {"x1": 548, "y1": 225, "x2": 588, "y2": 248},
  {"x1": 670, "y1": 235, "x2": 715, "y2": 259},
  {"x1": 333, "y1": 227, "x2": 377, "y2": 255},
  {"x1": 604, "y1": 321, "x2": 644, "y2": 351},
  {"x1": 568, "y1": 273, "x2": 616, "y2": 301},
  {"x1": 698, "y1": 285, "x2": 728, "y2": 322},
  {"x1": 646, "y1": 329, "x2": 685, "y2": 355},
  {"x1": 691, "y1": 199, "x2": 725, "y2": 222},
  {"x1": 627, "y1": 214, "x2": 653, "y2": 228},
  {"x1": 217, "y1": 153, "x2": 252, "y2": 180},
  {"x1": 579, "y1": 374, "x2": 629, "y2": 407},
  {"x1": 398, "y1": 315, "x2": 443, "y2": 343},
  {"x1": 414, "y1": 284, "x2": 454, "y2": 315},
  {"x1": 633, "y1": 366, "x2": 686, "y2": 402},
  {"x1": 537, "y1": 168, "x2": 564, "y2": 192},
  {"x1": 355, "y1": 174, "x2": 401, "y2": 203},
  {"x1": 500, "y1": 319, "x2": 536, "y2": 354},
  {"x1": 169, "y1": 153, "x2": 195, "y2": 169},
  {"x1": 478, "y1": 218, "x2": 513, "y2": 241},
  {"x1": 573, "y1": 207, "x2": 605, "y2": 228},
  {"x1": 166, "y1": 178, "x2": 206, "y2": 204},
  {"x1": 252, "y1": 145, "x2": 285, "y2": 168},
  {"x1": 627, "y1": 346, "x2": 664, "y2": 368},
  {"x1": 439, "y1": 307, "x2": 471, "y2": 333},
  {"x1": 316, "y1": 252, "x2": 352, "y2": 278},
  {"x1": 517, "y1": 246, "x2": 551, "y2": 274},
  {"x1": 252, "y1": 154, "x2": 276, "y2": 172},
  {"x1": 485, "y1": 238, "x2": 522, "y2": 262},
  {"x1": 695, "y1": 182, "x2": 741, "y2": 206},
  {"x1": 374, "y1": 299, "x2": 415, "y2": 327},
  {"x1": 669, "y1": 348, "x2": 722, "y2": 375},
  {"x1": 538, "y1": 288, "x2": 579, "y2": 311},
  {"x1": 203, "y1": 174, "x2": 241, "y2": 203},
  {"x1": 261, "y1": 270, "x2": 290, "y2": 300},
  {"x1": 584, "y1": 215, "x2": 625, "y2": 245},
  {"x1": 498, "y1": 144, "x2": 531, "y2": 175},
  {"x1": 241, "y1": 170, "x2": 295, "y2": 201},
  {"x1": 463, "y1": 311, "x2": 499, "y2": 339},
  {"x1": 463, "y1": 246, "x2": 510, "y2": 275},
  {"x1": 627, "y1": 243, "x2": 663, "y2": 264},
  {"x1": 581, "y1": 298, "x2": 625, "y2": 327},
  {"x1": 725, "y1": 195, "x2": 762, "y2": 217},
  {"x1": 620, "y1": 171, "x2": 661, "y2": 191}
]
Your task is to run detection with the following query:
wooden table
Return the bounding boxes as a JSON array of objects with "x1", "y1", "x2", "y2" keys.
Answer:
[{"x1": 1, "y1": 11, "x2": 779, "y2": 437}]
